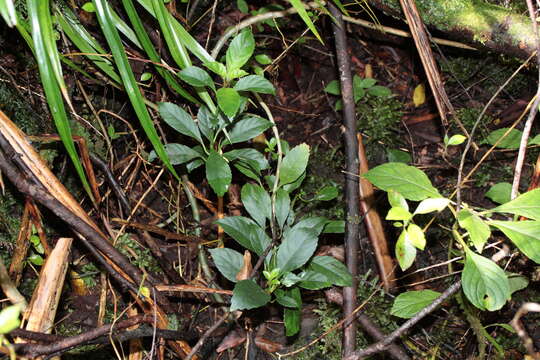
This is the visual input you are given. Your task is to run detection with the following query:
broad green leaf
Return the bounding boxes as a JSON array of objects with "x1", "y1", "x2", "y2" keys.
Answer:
[
  {"x1": 206, "y1": 151, "x2": 231, "y2": 196},
  {"x1": 367, "y1": 85, "x2": 391, "y2": 97},
  {"x1": 528, "y1": 133, "x2": 540, "y2": 145},
  {"x1": 388, "y1": 190, "x2": 409, "y2": 211},
  {"x1": 236, "y1": 0, "x2": 248, "y2": 13},
  {"x1": 0, "y1": 304, "x2": 21, "y2": 334},
  {"x1": 414, "y1": 198, "x2": 450, "y2": 214},
  {"x1": 217, "y1": 88, "x2": 241, "y2": 118},
  {"x1": 226, "y1": 29, "x2": 254, "y2": 71},
  {"x1": 485, "y1": 182, "x2": 512, "y2": 204},
  {"x1": 323, "y1": 220, "x2": 345, "y2": 233},
  {"x1": 231, "y1": 279, "x2": 270, "y2": 311},
  {"x1": 148, "y1": 143, "x2": 201, "y2": 165},
  {"x1": 215, "y1": 216, "x2": 271, "y2": 255},
  {"x1": 508, "y1": 273, "x2": 529, "y2": 294},
  {"x1": 279, "y1": 143, "x2": 310, "y2": 186},
  {"x1": 356, "y1": 77, "x2": 377, "y2": 88},
  {"x1": 489, "y1": 220, "x2": 540, "y2": 263},
  {"x1": 395, "y1": 228, "x2": 416, "y2": 271},
  {"x1": 281, "y1": 272, "x2": 302, "y2": 287},
  {"x1": 298, "y1": 270, "x2": 332, "y2": 290},
  {"x1": 309, "y1": 256, "x2": 352, "y2": 287},
  {"x1": 277, "y1": 227, "x2": 318, "y2": 273},
  {"x1": 287, "y1": 0, "x2": 322, "y2": 43},
  {"x1": 241, "y1": 183, "x2": 271, "y2": 228},
  {"x1": 255, "y1": 54, "x2": 272, "y2": 65},
  {"x1": 483, "y1": 128, "x2": 522, "y2": 149},
  {"x1": 82, "y1": 2, "x2": 95, "y2": 11},
  {"x1": 386, "y1": 149, "x2": 411, "y2": 163},
  {"x1": 406, "y1": 223, "x2": 426, "y2": 250},
  {"x1": 275, "y1": 288, "x2": 301, "y2": 308},
  {"x1": 313, "y1": 186, "x2": 338, "y2": 201},
  {"x1": 275, "y1": 188, "x2": 291, "y2": 230},
  {"x1": 386, "y1": 207, "x2": 412, "y2": 221},
  {"x1": 324, "y1": 80, "x2": 340, "y2": 95},
  {"x1": 491, "y1": 188, "x2": 540, "y2": 220},
  {"x1": 390, "y1": 290, "x2": 441, "y2": 319},
  {"x1": 197, "y1": 106, "x2": 216, "y2": 141},
  {"x1": 458, "y1": 209, "x2": 491, "y2": 252},
  {"x1": 282, "y1": 171, "x2": 306, "y2": 193},
  {"x1": 234, "y1": 75, "x2": 275, "y2": 94},
  {"x1": 226, "y1": 116, "x2": 272, "y2": 144},
  {"x1": 284, "y1": 288, "x2": 301, "y2": 336},
  {"x1": 186, "y1": 159, "x2": 204, "y2": 172},
  {"x1": 462, "y1": 248, "x2": 510, "y2": 311},
  {"x1": 209, "y1": 248, "x2": 244, "y2": 283},
  {"x1": 159, "y1": 102, "x2": 202, "y2": 143},
  {"x1": 178, "y1": 66, "x2": 215, "y2": 90},
  {"x1": 289, "y1": 217, "x2": 328, "y2": 236},
  {"x1": 363, "y1": 163, "x2": 440, "y2": 201},
  {"x1": 224, "y1": 148, "x2": 269, "y2": 171}
]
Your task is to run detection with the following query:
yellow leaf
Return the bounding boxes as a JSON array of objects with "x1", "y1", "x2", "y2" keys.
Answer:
[{"x1": 413, "y1": 84, "x2": 425, "y2": 107}]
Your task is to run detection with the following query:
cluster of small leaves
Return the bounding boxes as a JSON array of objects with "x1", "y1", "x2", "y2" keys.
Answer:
[
  {"x1": 149, "y1": 29, "x2": 275, "y2": 197},
  {"x1": 210, "y1": 144, "x2": 351, "y2": 336},
  {"x1": 324, "y1": 75, "x2": 392, "y2": 111},
  {"x1": 115, "y1": 234, "x2": 160, "y2": 272},
  {"x1": 364, "y1": 163, "x2": 536, "y2": 317}
]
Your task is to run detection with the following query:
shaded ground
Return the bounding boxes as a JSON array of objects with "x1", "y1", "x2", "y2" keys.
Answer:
[{"x1": 0, "y1": 1, "x2": 540, "y2": 359}]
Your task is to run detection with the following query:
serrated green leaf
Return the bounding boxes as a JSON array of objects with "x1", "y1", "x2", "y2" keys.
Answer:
[
  {"x1": 277, "y1": 227, "x2": 318, "y2": 273},
  {"x1": 491, "y1": 188, "x2": 540, "y2": 220},
  {"x1": 241, "y1": 183, "x2": 271, "y2": 228},
  {"x1": 390, "y1": 290, "x2": 441, "y2": 319},
  {"x1": 209, "y1": 248, "x2": 244, "y2": 283},
  {"x1": 226, "y1": 29, "x2": 254, "y2": 71},
  {"x1": 485, "y1": 182, "x2": 512, "y2": 204},
  {"x1": 234, "y1": 75, "x2": 275, "y2": 94},
  {"x1": 217, "y1": 87, "x2": 241, "y2": 118},
  {"x1": 279, "y1": 143, "x2": 310, "y2": 186},
  {"x1": 457, "y1": 209, "x2": 491, "y2": 252},
  {"x1": 363, "y1": 163, "x2": 440, "y2": 201},
  {"x1": 489, "y1": 220, "x2": 540, "y2": 263},
  {"x1": 231, "y1": 279, "x2": 270, "y2": 311},
  {"x1": 462, "y1": 248, "x2": 510, "y2": 311},
  {"x1": 206, "y1": 151, "x2": 231, "y2": 196},
  {"x1": 178, "y1": 66, "x2": 215, "y2": 90},
  {"x1": 159, "y1": 102, "x2": 202, "y2": 143}
]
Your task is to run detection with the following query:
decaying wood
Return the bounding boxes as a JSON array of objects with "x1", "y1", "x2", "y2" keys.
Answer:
[
  {"x1": 357, "y1": 134, "x2": 396, "y2": 291},
  {"x1": 398, "y1": 0, "x2": 454, "y2": 127}
]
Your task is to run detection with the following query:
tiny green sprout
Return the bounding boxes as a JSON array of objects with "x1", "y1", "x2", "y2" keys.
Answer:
[
  {"x1": 444, "y1": 134, "x2": 466, "y2": 147},
  {"x1": 81, "y1": 2, "x2": 95, "y2": 12},
  {"x1": 140, "y1": 72, "x2": 152, "y2": 82}
]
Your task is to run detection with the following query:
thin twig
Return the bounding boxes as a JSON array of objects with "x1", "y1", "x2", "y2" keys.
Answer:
[
  {"x1": 184, "y1": 312, "x2": 229, "y2": 360},
  {"x1": 511, "y1": 0, "x2": 540, "y2": 200},
  {"x1": 329, "y1": 3, "x2": 360, "y2": 357}
]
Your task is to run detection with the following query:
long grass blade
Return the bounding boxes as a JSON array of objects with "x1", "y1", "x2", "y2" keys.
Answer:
[
  {"x1": 27, "y1": 0, "x2": 94, "y2": 201},
  {"x1": 121, "y1": 0, "x2": 198, "y2": 104},
  {"x1": 0, "y1": 0, "x2": 17, "y2": 27},
  {"x1": 55, "y1": 6, "x2": 122, "y2": 84},
  {"x1": 287, "y1": 0, "x2": 323, "y2": 43},
  {"x1": 92, "y1": 0, "x2": 178, "y2": 179}
]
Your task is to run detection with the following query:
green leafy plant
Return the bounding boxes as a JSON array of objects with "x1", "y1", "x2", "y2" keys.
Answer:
[
  {"x1": 208, "y1": 141, "x2": 351, "y2": 337},
  {"x1": 363, "y1": 162, "x2": 538, "y2": 314},
  {"x1": 324, "y1": 75, "x2": 391, "y2": 111}
]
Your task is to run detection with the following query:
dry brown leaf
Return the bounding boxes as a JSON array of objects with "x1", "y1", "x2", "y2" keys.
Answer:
[
  {"x1": 236, "y1": 250, "x2": 252, "y2": 281},
  {"x1": 216, "y1": 329, "x2": 246, "y2": 352}
]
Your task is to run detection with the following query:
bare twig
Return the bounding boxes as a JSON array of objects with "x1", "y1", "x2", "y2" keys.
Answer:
[
  {"x1": 511, "y1": 0, "x2": 540, "y2": 200},
  {"x1": 345, "y1": 281, "x2": 461, "y2": 360},
  {"x1": 184, "y1": 312, "x2": 229, "y2": 360},
  {"x1": 329, "y1": 3, "x2": 359, "y2": 357},
  {"x1": 510, "y1": 302, "x2": 540, "y2": 359}
]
